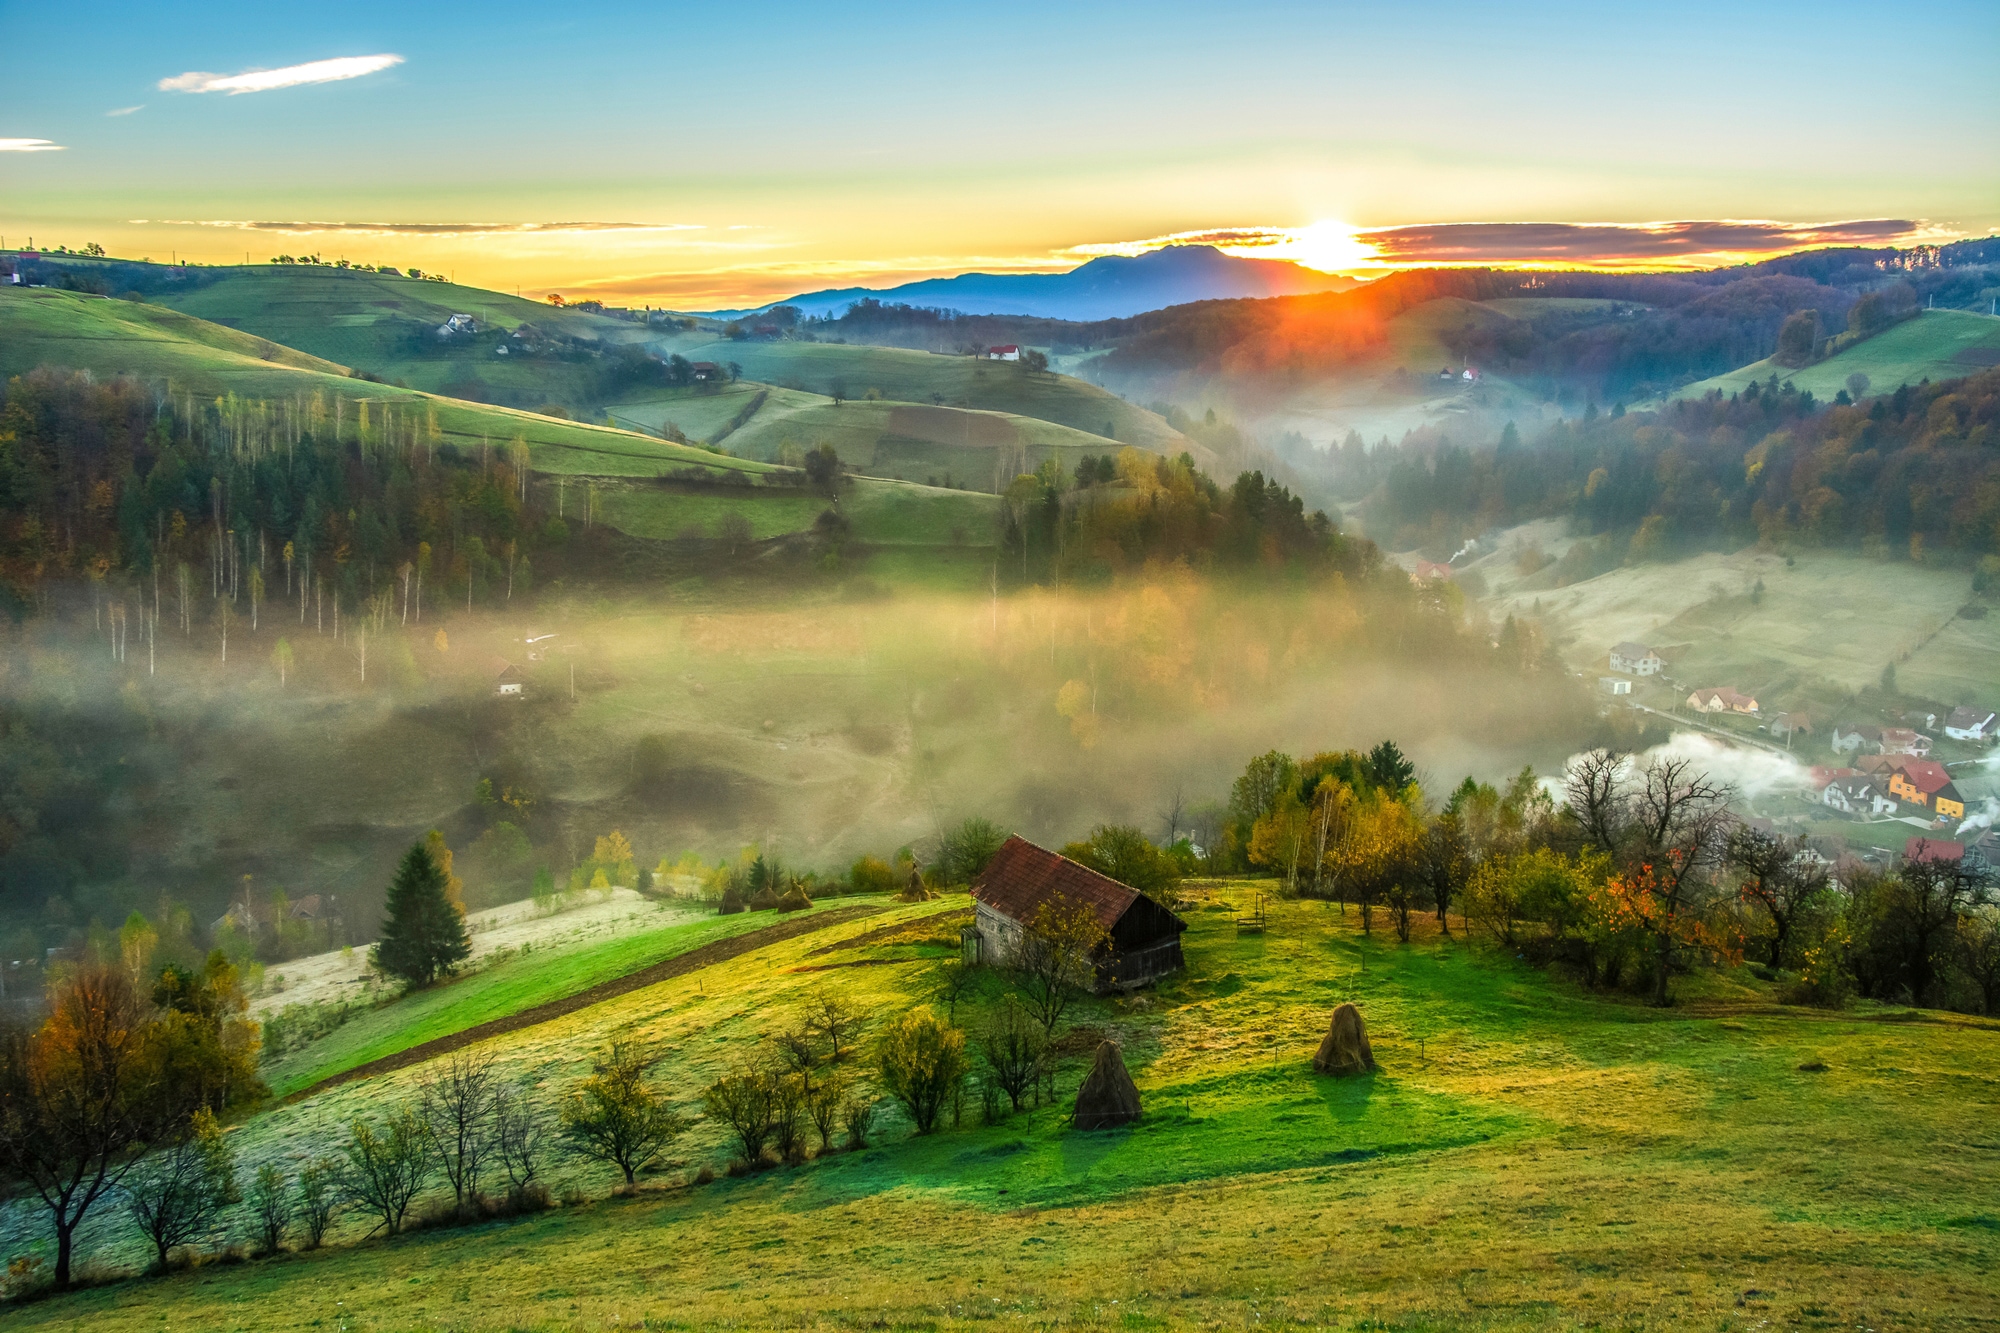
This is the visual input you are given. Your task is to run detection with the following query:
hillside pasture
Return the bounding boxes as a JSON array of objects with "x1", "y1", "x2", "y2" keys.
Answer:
[
  {"x1": 7, "y1": 887, "x2": 1995, "y2": 1331},
  {"x1": 1480, "y1": 541, "x2": 1975, "y2": 697},
  {"x1": 1670, "y1": 309, "x2": 2000, "y2": 402},
  {"x1": 671, "y1": 338, "x2": 1205, "y2": 465},
  {"x1": 0, "y1": 288, "x2": 769, "y2": 484}
]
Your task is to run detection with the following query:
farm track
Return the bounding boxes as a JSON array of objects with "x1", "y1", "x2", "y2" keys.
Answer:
[{"x1": 285, "y1": 905, "x2": 885, "y2": 1101}]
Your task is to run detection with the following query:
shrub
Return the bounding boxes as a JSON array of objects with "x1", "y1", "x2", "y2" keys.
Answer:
[
  {"x1": 337, "y1": 1106, "x2": 432, "y2": 1237},
  {"x1": 248, "y1": 1163, "x2": 291, "y2": 1255},
  {"x1": 296, "y1": 1158, "x2": 339, "y2": 1249},
  {"x1": 849, "y1": 855, "x2": 899, "y2": 895},
  {"x1": 703, "y1": 1069, "x2": 780, "y2": 1163},
  {"x1": 559, "y1": 1041, "x2": 687, "y2": 1185},
  {"x1": 978, "y1": 998, "x2": 1045, "y2": 1113},
  {"x1": 123, "y1": 1109, "x2": 240, "y2": 1271},
  {"x1": 875, "y1": 1007, "x2": 968, "y2": 1135},
  {"x1": 842, "y1": 1094, "x2": 878, "y2": 1149}
]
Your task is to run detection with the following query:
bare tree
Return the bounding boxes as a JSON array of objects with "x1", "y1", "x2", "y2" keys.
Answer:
[
  {"x1": 491, "y1": 1082, "x2": 550, "y2": 1202},
  {"x1": 1727, "y1": 827, "x2": 1832, "y2": 968},
  {"x1": 418, "y1": 1050, "x2": 496, "y2": 1212},
  {"x1": 249, "y1": 1162, "x2": 293, "y2": 1254},
  {"x1": 337, "y1": 1106, "x2": 432, "y2": 1237},
  {"x1": 1628, "y1": 757, "x2": 1737, "y2": 1006},
  {"x1": 123, "y1": 1110, "x2": 239, "y2": 1271},
  {"x1": 978, "y1": 998, "x2": 1045, "y2": 1113},
  {"x1": 296, "y1": 1157, "x2": 339, "y2": 1249},
  {"x1": 804, "y1": 990, "x2": 864, "y2": 1063},
  {"x1": 1564, "y1": 748, "x2": 1628, "y2": 854},
  {"x1": 1014, "y1": 897, "x2": 1110, "y2": 1036}
]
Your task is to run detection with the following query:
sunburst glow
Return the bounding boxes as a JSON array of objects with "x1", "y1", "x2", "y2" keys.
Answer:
[{"x1": 1227, "y1": 220, "x2": 1384, "y2": 274}]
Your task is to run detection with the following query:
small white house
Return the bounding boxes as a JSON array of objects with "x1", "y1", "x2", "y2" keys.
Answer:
[
  {"x1": 1609, "y1": 641, "x2": 1665, "y2": 676},
  {"x1": 1822, "y1": 777, "x2": 1897, "y2": 817},
  {"x1": 1599, "y1": 676, "x2": 1632, "y2": 696},
  {"x1": 984, "y1": 344, "x2": 1021, "y2": 362},
  {"x1": 494, "y1": 662, "x2": 524, "y2": 697},
  {"x1": 1945, "y1": 707, "x2": 1997, "y2": 742},
  {"x1": 436, "y1": 313, "x2": 476, "y2": 338}
]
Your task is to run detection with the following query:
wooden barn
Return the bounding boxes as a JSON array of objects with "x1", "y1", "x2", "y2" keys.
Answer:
[{"x1": 970, "y1": 836, "x2": 1187, "y2": 991}]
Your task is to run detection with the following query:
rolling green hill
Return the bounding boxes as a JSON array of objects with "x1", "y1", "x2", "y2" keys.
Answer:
[
  {"x1": 149, "y1": 265, "x2": 656, "y2": 403},
  {"x1": 6, "y1": 887, "x2": 1991, "y2": 1330},
  {"x1": 662, "y1": 337, "x2": 1209, "y2": 465},
  {"x1": 1670, "y1": 308, "x2": 2000, "y2": 401},
  {"x1": 0, "y1": 288, "x2": 996, "y2": 551},
  {"x1": 609, "y1": 380, "x2": 1139, "y2": 489}
]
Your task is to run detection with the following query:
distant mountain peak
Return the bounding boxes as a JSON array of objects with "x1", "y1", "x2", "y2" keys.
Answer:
[{"x1": 702, "y1": 245, "x2": 1355, "y2": 323}]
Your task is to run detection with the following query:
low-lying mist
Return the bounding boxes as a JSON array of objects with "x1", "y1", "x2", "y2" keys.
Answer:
[{"x1": 0, "y1": 570, "x2": 1606, "y2": 942}]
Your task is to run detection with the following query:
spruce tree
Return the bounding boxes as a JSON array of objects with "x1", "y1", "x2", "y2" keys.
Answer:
[{"x1": 373, "y1": 840, "x2": 470, "y2": 987}]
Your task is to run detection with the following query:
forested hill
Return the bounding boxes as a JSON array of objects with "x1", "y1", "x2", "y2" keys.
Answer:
[{"x1": 1355, "y1": 366, "x2": 2000, "y2": 566}]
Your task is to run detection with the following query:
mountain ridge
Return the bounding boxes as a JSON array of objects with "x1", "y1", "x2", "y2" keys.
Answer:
[{"x1": 701, "y1": 244, "x2": 1357, "y2": 322}]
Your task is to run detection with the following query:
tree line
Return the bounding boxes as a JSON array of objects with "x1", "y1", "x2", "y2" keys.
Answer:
[
  {"x1": 1359, "y1": 366, "x2": 2000, "y2": 564},
  {"x1": 1219, "y1": 741, "x2": 1998, "y2": 1013}
]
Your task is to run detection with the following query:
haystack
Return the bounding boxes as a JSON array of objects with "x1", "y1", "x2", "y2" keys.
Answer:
[
  {"x1": 1072, "y1": 1040, "x2": 1142, "y2": 1129},
  {"x1": 1312, "y1": 1002, "x2": 1376, "y2": 1076},
  {"x1": 895, "y1": 866, "x2": 937, "y2": 902},
  {"x1": 776, "y1": 885, "x2": 813, "y2": 913}
]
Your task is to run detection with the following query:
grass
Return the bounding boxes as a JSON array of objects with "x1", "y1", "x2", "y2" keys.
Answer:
[
  {"x1": 1671, "y1": 309, "x2": 2000, "y2": 402},
  {"x1": 259, "y1": 901, "x2": 859, "y2": 1098},
  {"x1": 1, "y1": 288, "x2": 1003, "y2": 546},
  {"x1": 664, "y1": 338, "x2": 1201, "y2": 462},
  {"x1": 149, "y1": 265, "x2": 653, "y2": 396},
  {"x1": 8, "y1": 887, "x2": 1996, "y2": 1330}
]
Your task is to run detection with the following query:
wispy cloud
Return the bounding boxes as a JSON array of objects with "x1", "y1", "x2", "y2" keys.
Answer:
[
  {"x1": 139, "y1": 219, "x2": 705, "y2": 237},
  {"x1": 0, "y1": 138, "x2": 64, "y2": 153},
  {"x1": 159, "y1": 54, "x2": 403, "y2": 96},
  {"x1": 106, "y1": 105, "x2": 144, "y2": 117}
]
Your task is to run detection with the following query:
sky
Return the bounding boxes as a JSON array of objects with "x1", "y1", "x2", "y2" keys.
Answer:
[{"x1": 3, "y1": 0, "x2": 1996, "y2": 308}]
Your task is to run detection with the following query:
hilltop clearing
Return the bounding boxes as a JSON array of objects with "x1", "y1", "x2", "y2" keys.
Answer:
[
  {"x1": 6, "y1": 888, "x2": 1993, "y2": 1330},
  {"x1": 1670, "y1": 308, "x2": 2000, "y2": 402},
  {"x1": 657, "y1": 337, "x2": 1212, "y2": 470}
]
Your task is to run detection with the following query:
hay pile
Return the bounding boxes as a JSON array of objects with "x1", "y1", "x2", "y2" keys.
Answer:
[
  {"x1": 1072, "y1": 1040, "x2": 1142, "y2": 1129},
  {"x1": 1312, "y1": 1002, "x2": 1376, "y2": 1076},
  {"x1": 776, "y1": 885, "x2": 813, "y2": 913},
  {"x1": 895, "y1": 867, "x2": 938, "y2": 902}
]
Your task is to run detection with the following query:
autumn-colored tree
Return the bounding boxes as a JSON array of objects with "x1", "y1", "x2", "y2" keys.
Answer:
[
  {"x1": 426, "y1": 828, "x2": 466, "y2": 912},
  {"x1": 560, "y1": 1040, "x2": 686, "y2": 1184},
  {"x1": 1014, "y1": 897, "x2": 1110, "y2": 1036},
  {"x1": 874, "y1": 1007, "x2": 967, "y2": 1135}
]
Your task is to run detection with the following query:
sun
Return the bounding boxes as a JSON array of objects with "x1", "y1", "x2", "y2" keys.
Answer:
[{"x1": 1229, "y1": 219, "x2": 1382, "y2": 274}]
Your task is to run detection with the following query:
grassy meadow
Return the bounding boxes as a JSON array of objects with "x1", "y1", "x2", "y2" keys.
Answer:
[
  {"x1": 662, "y1": 338, "x2": 1204, "y2": 464},
  {"x1": 260, "y1": 902, "x2": 860, "y2": 1098},
  {"x1": 1671, "y1": 309, "x2": 2000, "y2": 402},
  {"x1": 8, "y1": 886, "x2": 1996, "y2": 1331}
]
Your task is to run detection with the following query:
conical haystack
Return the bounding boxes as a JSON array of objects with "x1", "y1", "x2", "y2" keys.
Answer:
[
  {"x1": 1072, "y1": 1040, "x2": 1142, "y2": 1129},
  {"x1": 1313, "y1": 1002, "x2": 1377, "y2": 1076}
]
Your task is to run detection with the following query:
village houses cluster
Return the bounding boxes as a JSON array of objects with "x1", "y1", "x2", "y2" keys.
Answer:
[{"x1": 1603, "y1": 639, "x2": 1997, "y2": 863}]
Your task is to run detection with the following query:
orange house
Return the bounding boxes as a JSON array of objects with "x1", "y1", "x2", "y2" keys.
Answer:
[{"x1": 1888, "y1": 760, "x2": 1965, "y2": 820}]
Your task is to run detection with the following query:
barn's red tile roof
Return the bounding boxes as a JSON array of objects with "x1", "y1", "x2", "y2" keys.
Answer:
[
  {"x1": 973, "y1": 836, "x2": 1141, "y2": 933},
  {"x1": 1905, "y1": 836, "x2": 1964, "y2": 863}
]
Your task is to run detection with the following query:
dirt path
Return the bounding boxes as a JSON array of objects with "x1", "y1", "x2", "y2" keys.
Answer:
[{"x1": 286, "y1": 904, "x2": 884, "y2": 1102}]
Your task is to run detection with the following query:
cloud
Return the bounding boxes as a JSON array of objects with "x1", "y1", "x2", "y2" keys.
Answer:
[
  {"x1": 1356, "y1": 218, "x2": 1944, "y2": 268},
  {"x1": 1077, "y1": 218, "x2": 1954, "y2": 273},
  {"x1": 0, "y1": 138, "x2": 64, "y2": 152},
  {"x1": 159, "y1": 54, "x2": 403, "y2": 96},
  {"x1": 106, "y1": 105, "x2": 144, "y2": 117},
  {"x1": 140, "y1": 219, "x2": 705, "y2": 237}
]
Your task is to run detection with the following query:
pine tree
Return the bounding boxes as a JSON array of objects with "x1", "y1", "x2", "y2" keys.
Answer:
[{"x1": 372, "y1": 840, "x2": 470, "y2": 987}]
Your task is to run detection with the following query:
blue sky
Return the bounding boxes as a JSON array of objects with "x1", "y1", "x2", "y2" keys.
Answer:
[{"x1": 4, "y1": 0, "x2": 1995, "y2": 303}]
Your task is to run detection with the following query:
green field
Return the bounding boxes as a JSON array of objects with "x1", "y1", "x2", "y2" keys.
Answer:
[
  {"x1": 261, "y1": 901, "x2": 863, "y2": 1098},
  {"x1": 1672, "y1": 309, "x2": 2000, "y2": 401},
  {"x1": 662, "y1": 338, "x2": 1205, "y2": 465},
  {"x1": 8, "y1": 887, "x2": 1994, "y2": 1330},
  {"x1": 150, "y1": 265, "x2": 654, "y2": 399},
  {"x1": 0, "y1": 288, "x2": 1007, "y2": 547}
]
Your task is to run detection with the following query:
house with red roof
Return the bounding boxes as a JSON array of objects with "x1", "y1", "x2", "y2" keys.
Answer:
[
  {"x1": 1687, "y1": 686, "x2": 1758, "y2": 715},
  {"x1": 1886, "y1": 759, "x2": 1965, "y2": 820},
  {"x1": 971, "y1": 836, "x2": 1186, "y2": 990},
  {"x1": 984, "y1": 345, "x2": 1021, "y2": 361}
]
